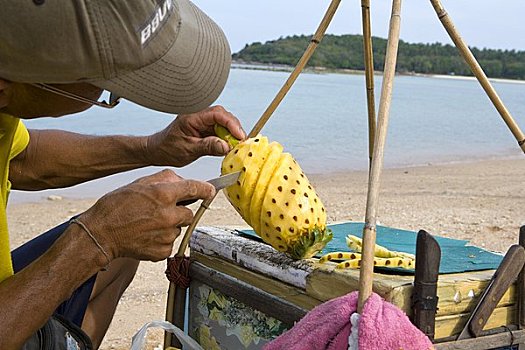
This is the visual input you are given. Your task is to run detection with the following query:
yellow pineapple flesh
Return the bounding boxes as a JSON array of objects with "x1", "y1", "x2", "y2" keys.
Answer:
[
  {"x1": 221, "y1": 136, "x2": 270, "y2": 225},
  {"x1": 217, "y1": 125, "x2": 332, "y2": 259},
  {"x1": 248, "y1": 142, "x2": 283, "y2": 235}
]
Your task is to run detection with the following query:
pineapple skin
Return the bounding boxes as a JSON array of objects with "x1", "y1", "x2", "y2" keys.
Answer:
[{"x1": 221, "y1": 136, "x2": 332, "y2": 259}]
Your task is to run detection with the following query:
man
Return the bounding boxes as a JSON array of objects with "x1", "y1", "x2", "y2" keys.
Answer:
[{"x1": 0, "y1": 0, "x2": 245, "y2": 348}]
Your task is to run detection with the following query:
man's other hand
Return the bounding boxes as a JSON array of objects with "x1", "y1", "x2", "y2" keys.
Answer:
[{"x1": 145, "y1": 105, "x2": 246, "y2": 167}]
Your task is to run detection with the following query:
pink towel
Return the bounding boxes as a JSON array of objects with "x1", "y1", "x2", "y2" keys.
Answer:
[{"x1": 263, "y1": 291, "x2": 433, "y2": 350}]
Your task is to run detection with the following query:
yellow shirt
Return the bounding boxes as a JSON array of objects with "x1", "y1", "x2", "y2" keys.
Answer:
[{"x1": 0, "y1": 113, "x2": 30, "y2": 282}]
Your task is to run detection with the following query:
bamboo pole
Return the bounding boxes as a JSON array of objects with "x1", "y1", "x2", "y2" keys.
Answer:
[
  {"x1": 429, "y1": 0, "x2": 525, "y2": 154},
  {"x1": 164, "y1": 196, "x2": 216, "y2": 348},
  {"x1": 248, "y1": 0, "x2": 342, "y2": 137},
  {"x1": 361, "y1": 0, "x2": 377, "y2": 167},
  {"x1": 357, "y1": 0, "x2": 402, "y2": 313}
]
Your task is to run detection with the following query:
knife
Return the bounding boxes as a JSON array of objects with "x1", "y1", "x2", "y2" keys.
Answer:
[
  {"x1": 457, "y1": 244, "x2": 525, "y2": 340},
  {"x1": 177, "y1": 171, "x2": 240, "y2": 206}
]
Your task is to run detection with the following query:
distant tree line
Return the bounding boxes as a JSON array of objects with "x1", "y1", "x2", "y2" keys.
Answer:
[{"x1": 233, "y1": 34, "x2": 525, "y2": 80}]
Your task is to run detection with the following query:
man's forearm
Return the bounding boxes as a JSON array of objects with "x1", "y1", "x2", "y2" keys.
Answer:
[
  {"x1": 0, "y1": 224, "x2": 104, "y2": 349},
  {"x1": 10, "y1": 129, "x2": 152, "y2": 190}
]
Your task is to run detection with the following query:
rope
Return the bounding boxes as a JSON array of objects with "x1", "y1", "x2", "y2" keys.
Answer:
[
  {"x1": 165, "y1": 257, "x2": 191, "y2": 289},
  {"x1": 501, "y1": 325, "x2": 515, "y2": 345}
]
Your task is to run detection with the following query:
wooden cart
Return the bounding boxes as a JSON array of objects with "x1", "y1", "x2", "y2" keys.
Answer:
[{"x1": 183, "y1": 225, "x2": 525, "y2": 349}]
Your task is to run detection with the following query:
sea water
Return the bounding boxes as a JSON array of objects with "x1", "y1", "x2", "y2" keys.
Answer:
[{"x1": 12, "y1": 68, "x2": 524, "y2": 202}]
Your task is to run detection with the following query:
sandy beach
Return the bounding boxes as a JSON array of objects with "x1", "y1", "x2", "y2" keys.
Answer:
[{"x1": 6, "y1": 157, "x2": 524, "y2": 349}]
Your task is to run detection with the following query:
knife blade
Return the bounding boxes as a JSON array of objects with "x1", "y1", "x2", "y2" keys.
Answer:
[
  {"x1": 206, "y1": 171, "x2": 241, "y2": 191},
  {"x1": 457, "y1": 244, "x2": 525, "y2": 340},
  {"x1": 177, "y1": 171, "x2": 240, "y2": 206}
]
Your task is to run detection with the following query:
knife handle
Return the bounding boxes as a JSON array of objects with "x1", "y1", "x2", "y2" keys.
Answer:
[{"x1": 469, "y1": 244, "x2": 525, "y2": 337}]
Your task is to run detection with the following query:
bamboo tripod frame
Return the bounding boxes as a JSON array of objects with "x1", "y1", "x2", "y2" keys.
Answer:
[
  {"x1": 430, "y1": 0, "x2": 525, "y2": 154},
  {"x1": 358, "y1": 0, "x2": 525, "y2": 336},
  {"x1": 357, "y1": 0, "x2": 402, "y2": 312},
  {"x1": 357, "y1": 0, "x2": 525, "y2": 311},
  {"x1": 164, "y1": 0, "x2": 525, "y2": 346},
  {"x1": 361, "y1": 0, "x2": 377, "y2": 167}
]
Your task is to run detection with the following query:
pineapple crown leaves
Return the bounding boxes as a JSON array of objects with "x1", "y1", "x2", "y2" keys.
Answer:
[
  {"x1": 287, "y1": 226, "x2": 333, "y2": 260},
  {"x1": 214, "y1": 124, "x2": 240, "y2": 149}
]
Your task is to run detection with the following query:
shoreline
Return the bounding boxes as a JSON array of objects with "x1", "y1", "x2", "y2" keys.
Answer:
[
  {"x1": 7, "y1": 156, "x2": 524, "y2": 349},
  {"x1": 231, "y1": 62, "x2": 525, "y2": 85},
  {"x1": 9, "y1": 153, "x2": 522, "y2": 205}
]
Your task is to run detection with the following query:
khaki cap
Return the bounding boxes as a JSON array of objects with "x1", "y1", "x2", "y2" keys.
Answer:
[{"x1": 0, "y1": 0, "x2": 231, "y2": 114}]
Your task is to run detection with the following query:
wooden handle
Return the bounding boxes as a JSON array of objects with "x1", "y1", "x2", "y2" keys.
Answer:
[{"x1": 469, "y1": 245, "x2": 525, "y2": 337}]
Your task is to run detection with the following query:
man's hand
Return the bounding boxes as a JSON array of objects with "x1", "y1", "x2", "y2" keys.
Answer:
[
  {"x1": 78, "y1": 169, "x2": 215, "y2": 262},
  {"x1": 146, "y1": 105, "x2": 246, "y2": 167}
]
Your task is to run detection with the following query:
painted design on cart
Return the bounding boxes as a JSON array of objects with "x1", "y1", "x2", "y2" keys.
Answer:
[{"x1": 192, "y1": 284, "x2": 287, "y2": 349}]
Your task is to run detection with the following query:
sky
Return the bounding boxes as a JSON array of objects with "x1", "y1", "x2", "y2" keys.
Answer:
[{"x1": 192, "y1": 0, "x2": 525, "y2": 53}]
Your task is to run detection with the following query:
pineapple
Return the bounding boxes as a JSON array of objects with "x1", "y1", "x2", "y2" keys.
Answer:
[{"x1": 217, "y1": 125, "x2": 332, "y2": 259}]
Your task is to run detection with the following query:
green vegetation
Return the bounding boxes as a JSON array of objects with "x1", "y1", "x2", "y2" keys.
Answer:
[{"x1": 233, "y1": 34, "x2": 525, "y2": 80}]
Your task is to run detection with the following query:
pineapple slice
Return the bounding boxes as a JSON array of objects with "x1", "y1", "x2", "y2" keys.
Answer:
[
  {"x1": 318, "y1": 235, "x2": 416, "y2": 269},
  {"x1": 222, "y1": 136, "x2": 270, "y2": 224},
  {"x1": 217, "y1": 125, "x2": 332, "y2": 259},
  {"x1": 248, "y1": 142, "x2": 283, "y2": 235},
  {"x1": 346, "y1": 235, "x2": 415, "y2": 260}
]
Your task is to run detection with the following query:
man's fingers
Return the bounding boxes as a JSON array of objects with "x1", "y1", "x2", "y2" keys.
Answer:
[
  {"x1": 155, "y1": 179, "x2": 216, "y2": 205},
  {"x1": 132, "y1": 169, "x2": 182, "y2": 185},
  {"x1": 172, "y1": 206, "x2": 195, "y2": 227},
  {"x1": 216, "y1": 116, "x2": 245, "y2": 141},
  {"x1": 156, "y1": 202, "x2": 197, "y2": 229},
  {"x1": 198, "y1": 137, "x2": 230, "y2": 156},
  {"x1": 203, "y1": 105, "x2": 246, "y2": 141}
]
